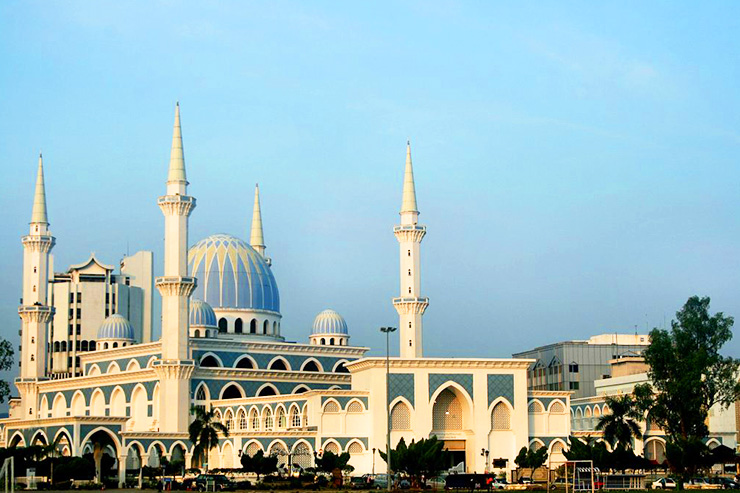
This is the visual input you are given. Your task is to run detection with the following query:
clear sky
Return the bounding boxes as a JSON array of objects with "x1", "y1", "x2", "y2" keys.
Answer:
[{"x1": 1, "y1": 1, "x2": 740, "y2": 375}]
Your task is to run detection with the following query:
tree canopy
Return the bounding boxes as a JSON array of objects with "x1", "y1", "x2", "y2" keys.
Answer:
[
  {"x1": 188, "y1": 406, "x2": 228, "y2": 471},
  {"x1": 379, "y1": 437, "x2": 449, "y2": 485},
  {"x1": 514, "y1": 446, "x2": 548, "y2": 470},
  {"x1": 0, "y1": 339, "x2": 14, "y2": 404},
  {"x1": 595, "y1": 393, "x2": 643, "y2": 450},
  {"x1": 313, "y1": 450, "x2": 352, "y2": 474},
  {"x1": 240, "y1": 450, "x2": 277, "y2": 480},
  {"x1": 637, "y1": 296, "x2": 740, "y2": 478}
]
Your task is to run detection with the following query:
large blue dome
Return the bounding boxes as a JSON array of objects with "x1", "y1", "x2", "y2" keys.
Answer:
[
  {"x1": 188, "y1": 234, "x2": 280, "y2": 313},
  {"x1": 97, "y1": 314, "x2": 135, "y2": 340}
]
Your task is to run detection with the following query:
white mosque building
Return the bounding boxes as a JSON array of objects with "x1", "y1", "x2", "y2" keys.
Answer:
[{"x1": 1, "y1": 105, "x2": 571, "y2": 486}]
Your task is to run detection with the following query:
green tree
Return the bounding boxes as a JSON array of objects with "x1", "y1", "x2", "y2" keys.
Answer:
[
  {"x1": 240, "y1": 450, "x2": 278, "y2": 480},
  {"x1": 380, "y1": 437, "x2": 449, "y2": 486},
  {"x1": 514, "y1": 446, "x2": 548, "y2": 470},
  {"x1": 638, "y1": 296, "x2": 740, "y2": 479},
  {"x1": 0, "y1": 339, "x2": 15, "y2": 404},
  {"x1": 188, "y1": 406, "x2": 228, "y2": 472},
  {"x1": 595, "y1": 393, "x2": 642, "y2": 450},
  {"x1": 313, "y1": 450, "x2": 352, "y2": 475}
]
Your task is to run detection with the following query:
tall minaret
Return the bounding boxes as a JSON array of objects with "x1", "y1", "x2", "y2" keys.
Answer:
[
  {"x1": 153, "y1": 103, "x2": 197, "y2": 432},
  {"x1": 17, "y1": 154, "x2": 56, "y2": 417},
  {"x1": 250, "y1": 184, "x2": 271, "y2": 265},
  {"x1": 393, "y1": 142, "x2": 429, "y2": 359}
]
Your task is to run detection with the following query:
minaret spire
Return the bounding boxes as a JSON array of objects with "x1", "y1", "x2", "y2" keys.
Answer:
[
  {"x1": 167, "y1": 102, "x2": 187, "y2": 187},
  {"x1": 250, "y1": 184, "x2": 268, "y2": 260},
  {"x1": 31, "y1": 153, "x2": 49, "y2": 225},
  {"x1": 400, "y1": 141, "x2": 418, "y2": 217},
  {"x1": 393, "y1": 141, "x2": 428, "y2": 359}
]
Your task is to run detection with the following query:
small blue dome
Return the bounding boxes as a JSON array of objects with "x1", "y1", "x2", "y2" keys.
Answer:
[
  {"x1": 97, "y1": 314, "x2": 135, "y2": 340},
  {"x1": 190, "y1": 299, "x2": 217, "y2": 328},
  {"x1": 188, "y1": 234, "x2": 280, "y2": 313},
  {"x1": 312, "y1": 309, "x2": 348, "y2": 335}
]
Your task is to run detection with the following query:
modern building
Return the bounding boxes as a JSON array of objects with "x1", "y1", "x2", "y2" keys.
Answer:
[
  {"x1": 1, "y1": 105, "x2": 570, "y2": 486},
  {"x1": 513, "y1": 333, "x2": 650, "y2": 399}
]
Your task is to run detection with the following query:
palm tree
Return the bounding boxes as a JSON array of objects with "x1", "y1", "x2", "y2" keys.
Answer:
[
  {"x1": 188, "y1": 406, "x2": 228, "y2": 473},
  {"x1": 595, "y1": 394, "x2": 642, "y2": 450}
]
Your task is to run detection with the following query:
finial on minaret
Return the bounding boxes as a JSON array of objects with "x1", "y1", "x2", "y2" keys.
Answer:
[
  {"x1": 400, "y1": 141, "x2": 418, "y2": 215},
  {"x1": 167, "y1": 102, "x2": 187, "y2": 184},
  {"x1": 31, "y1": 153, "x2": 49, "y2": 225},
  {"x1": 250, "y1": 183, "x2": 267, "y2": 258}
]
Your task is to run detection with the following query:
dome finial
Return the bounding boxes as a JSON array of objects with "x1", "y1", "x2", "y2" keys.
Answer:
[{"x1": 250, "y1": 184, "x2": 266, "y2": 258}]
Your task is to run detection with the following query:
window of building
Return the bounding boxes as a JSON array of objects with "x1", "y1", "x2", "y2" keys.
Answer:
[
  {"x1": 69, "y1": 293, "x2": 74, "y2": 304},
  {"x1": 569, "y1": 381, "x2": 580, "y2": 390},
  {"x1": 76, "y1": 324, "x2": 81, "y2": 335},
  {"x1": 68, "y1": 325, "x2": 73, "y2": 336},
  {"x1": 391, "y1": 402, "x2": 411, "y2": 430},
  {"x1": 250, "y1": 319, "x2": 257, "y2": 333},
  {"x1": 348, "y1": 442, "x2": 363, "y2": 455},
  {"x1": 218, "y1": 318, "x2": 227, "y2": 333},
  {"x1": 77, "y1": 292, "x2": 82, "y2": 302},
  {"x1": 234, "y1": 318, "x2": 243, "y2": 334},
  {"x1": 569, "y1": 363, "x2": 579, "y2": 373},
  {"x1": 347, "y1": 401, "x2": 364, "y2": 413},
  {"x1": 492, "y1": 402, "x2": 511, "y2": 430},
  {"x1": 323, "y1": 401, "x2": 340, "y2": 413}
]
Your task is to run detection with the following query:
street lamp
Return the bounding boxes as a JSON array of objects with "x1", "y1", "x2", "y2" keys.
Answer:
[
  {"x1": 380, "y1": 326, "x2": 397, "y2": 493},
  {"x1": 481, "y1": 448, "x2": 490, "y2": 474}
]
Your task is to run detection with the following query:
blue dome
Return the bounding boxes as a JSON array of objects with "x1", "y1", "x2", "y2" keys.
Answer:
[
  {"x1": 97, "y1": 314, "x2": 135, "y2": 340},
  {"x1": 312, "y1": 309, "x2": 348, "y2": 335},
  {"x1": 190, "y1": 299, "x2": 217, "y2": 328},
  {"x1": 188, "y1": 234, "x2": 280, "y2": 313}
]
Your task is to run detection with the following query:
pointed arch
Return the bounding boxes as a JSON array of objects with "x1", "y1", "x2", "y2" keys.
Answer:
[
  {"x1": 275, "y1": 404, "x2": 287, "y2": 429},
  {"x1": 243, "y1": 440, "x2": 263, "y2": 457},
  {"x1": 262, "y1": 406, "x2": 274, "y2": 430},
  {"x1": 106, "y1": 361, "x2": 120, "y2": 374},
  {"x1": 39, "y1": 394, "x2": 50, "y2": 418},
  {"x1": 346, "y1": 398, "x2": 365, "y2": 413},
  {"x1": 152, "y1": 383, "x2": 161, "y2": 427},
  {"x1": 87, "y1": 364, "x2": 101, "y2": 377},
  {"x1": 288, "y1": 404, "x2": 302, "y2": 428},
  {"x1": 249, "y1": 406, "x2": 260, "y2": 430},
  {"x1": 323, "y1": 439, "x2": 341, "y2": 455},
  {"x1": 548, "y1": 400, "x2": 567, "y2": 414},
  {"x1": 529, "y1": 438, "x2": 546, "y2": 451},
  {"x1": 90, "y1": 389, "x2": 105, "y2": 416},
  {"x1": 199, "y1": 352, "x2": 223, "y2": 368},
  {"x1": 332, "y1": 360, "x2": 350, "y2": 373},
  {"x1": 51, "y1": 392, "x2": 67, "y2": 418},
  {"x1": 267, "y1": 440, "x2": 289, "y2": 468},
  {"x1": 8, "y1": 431, "x2": 26, "y2": 448},
  {"x1": 528, "y1": 400, "x2": 545, "y2": 413},
  {"x1": 130, "y1": 384, "x2": 149, "y2": 431},
  {"x1": 30, "y1": 430, "x2": 49, "y2": 446},
  {"x1": 291, "y1": 439, "x2": 313, "y2": 469},
  {"x1": 346, "y1": 439, "x2": 364, "y2": 455},
  {"x1": 490, "y1": 398, "x2": 512, "y2": 431},
  {"x1": 194, "y1": 382, "x2": 210, "y2": 402},
  {"x1": 429, "y1": 382, "x2": 473, "y2": 432},
  {"x1": 300, "y1": 358, "x2": 323, "y2": 372},
  {"x1": 390, "y1": 398, "x2": 412, "y2": 431},
  {"x1": 267, "y1": 356, "x2": 290, "y2": 371},
  {"x1": 234, "y1": 355, "x2": 257, "y2": 369},
  {"x1": 292, "y1": 384, "x2": 310, "y2": 394},
  {"x1": 126, "y1": 359, "x2": 141, "y2": 371},
  {"x1": 237, "y1": 407, "x2": 247, "y2": 430},
  {"x1": 224, "y1": 409, "x2": 234, "y2": 431},
  {"x1": 146, "y1": 356, "x2": 158, "y2": 368},
  {"x1": 220, "y1": 382, "x2": 245, "y2": 400},
  {"x1": 70, "y1": 390, "x2": 86, "y2": 417},
  {"x1": 322, "y1": 399, "x2": 341, "y2": 413},
  {"x1": 110, "y1": 386, "x2": 127, "y2": 416},
  {"x1": 256, "y1": 383, "x2": 278, "y2": 397},
  {"x1": 80, "y1": 426, "x2": 122, "y2": 456}
]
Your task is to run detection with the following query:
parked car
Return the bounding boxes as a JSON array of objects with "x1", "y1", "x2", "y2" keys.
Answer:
[
  {"x1": 707, "y1": 477, "x2": 740, "y2": 490},
  {"x1": 371, "y1": 474, "x2": 390, "y2": 490},
  {"x1": 194, "y1": 474, "x2": 236, "y2": 492},
  {"x1": 652, "y1": 478, "x2": 677, "y2": 490}
]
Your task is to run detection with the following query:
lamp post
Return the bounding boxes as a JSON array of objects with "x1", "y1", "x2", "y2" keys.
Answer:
[
  {"x1": 481, "y1": 448, "x2": 490, "y2": 474},
  {"x1": 380, "y1": 326, "x2": 397, "y2": 493},
  {"x1": 372, "y1": 448, "x2": 376, "y2": 475}
]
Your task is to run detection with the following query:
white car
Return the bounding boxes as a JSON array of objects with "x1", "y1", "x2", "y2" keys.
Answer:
[{"x1": 652, "y1": 478, "x2": 677, "y2": 490}]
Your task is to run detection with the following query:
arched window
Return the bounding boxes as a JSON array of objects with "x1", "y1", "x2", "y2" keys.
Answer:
[
  {"x1": 269, "y1": 359, "x2": 287, "y2": 371},
  {"x1": 302, "y1": 361, "x2": 320, "y2": 372},
  {"x1": 391, "y1": 402, "x2": 411, "y2": 430},
  {"x1": 250, "y1": 409, "x2": 260, "y2": 430},
  {"x1": 491, "y1": 402, "x2": 511, "y2": 430},
  {"x1": 234, "y1": 318, "x2": 243, "y2": 334},
  {"x1": 224, "y1": 410, "x2": 234, "y2": 430},
  {"x1": 221, "y1": 384, "x2": 243, "y2": 399},
  {"x1": 193, "y1": 330, "x2": 200, "y2": 338},
  {"x1": 245, "y1": 442, "x2": 261, "y2": 458},
  {"x1": 112, "y1": 342, "x2": 118, "y2": 348},
  {"x1": 81, "y1": 340, "x2": 88, "y2": 351},
  {"x1": 263, "y1": 320, "x2": 269, "y2": 334},
  {"x1": 347, "y1": 401, "x2": 364, "y2": 413},
  {"x1": 250, "y1": 319, "x2": 257, "y2": 334},
  {"x1": 323, "y1": 401, "x2": 340, "y2": 413},
  {"x1": 348, "y1": 442, "x2": 363, "y2": 455},
  {"x1": 89, "y1": 341, "x2": 96, "y2": 351},
  {"x1": 432, "y1": 389, "x2": 462, "y2": 431},
  {"x1": 273, "y1": 321, "x2": 277, "y2": 334},
  {"x1": 334, "y1": 362, "x2": 349, "y2": 373},
  {"x1": 324, "y1": 442, "x2": 340, "y2": 455},
  {"x1": 320, "y1": 338, "x2": 325, "y2": 345},
  {"x1": 218, "y1": 318, "x2": 228, "y2": 333},
  {"x1": 293, "y1": 386, "x2": 309, "y2": 394},
  {"x1": 263, "y1": 408, "x2": 273, "y2": 430},
  {"x1": 293, "y1": 442, "x2": 312, "y2": 469},
  {"x1": 103, "y1": 342, "x2": 108, "y2": 349},
  {"x1": 235, "y1": 357, "x2": 254, "y2": 369},
  {"x1": 61, "y1": 341, "x2": 66, "y2": 352},
  {"x1": 277, "y1": 407, "x2": 287, "y2": 428},
  {"x1": 290, "y1": 406, "x2": 301, "y2": 427},
  {"x1": 550, "y1": 401, "x2": 565, "y2": 413},
  {"x1": 330, "y1": 338, "x2": 335, "y2": 346},
  {"x1": 528, "y1": 401, "x2": 545, "y2": 413},
  {"x1": 257, "y1": 385, "x2": 277, "y2": 397},
  {"x1": 54, "y1": 342, "x2": 60, "y2": 352},
  {"x1": 238, "y1": 409, "x2": 247, "y2": 429},
  {"x1": 196, "y1": 385, "x2": 207, "y2": 401},
  {"x1": 200, "y1": 355, "x2": 220, "y2": 368}
]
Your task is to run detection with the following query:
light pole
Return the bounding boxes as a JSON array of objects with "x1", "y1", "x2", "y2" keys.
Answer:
[{"x1": 380, "y1": 326, "x2": 397, "y2": 493}]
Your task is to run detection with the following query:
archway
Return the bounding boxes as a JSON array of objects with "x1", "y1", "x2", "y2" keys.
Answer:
[
  {"x1": 81, "y1": 429, "x2": 120, "y2": 484},
  {"x1": 431, "y1": 386, "x2": 472, "y2": 471}
]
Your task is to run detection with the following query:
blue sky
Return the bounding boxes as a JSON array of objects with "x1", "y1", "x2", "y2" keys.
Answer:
[{"x1": 1, "y1": 1, "x2": 740, "y2": 373}]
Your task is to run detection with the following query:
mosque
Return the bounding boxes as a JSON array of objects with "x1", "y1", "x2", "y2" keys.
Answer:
[{"x1": 1, "y1": 105, "x2": 571, "y2": 486}]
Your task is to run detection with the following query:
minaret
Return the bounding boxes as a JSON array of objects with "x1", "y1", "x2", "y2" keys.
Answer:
[
  {"x1": 250, "y1": 184, "x2": 271, "y2": 265},
  {"x1": 153, "y1": 103, "x2": 197, "y2": 432},
  {"x1": 393, "y1": 142, "x2": 428, "y2": 359},
  {"x1": 17, "y1": 154, "x2": 56, "y2": 418}
]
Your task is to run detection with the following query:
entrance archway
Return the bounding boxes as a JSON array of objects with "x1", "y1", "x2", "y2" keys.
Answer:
[{"x1": 431, "y1": 386, "x2": 472, "y2": 471}]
